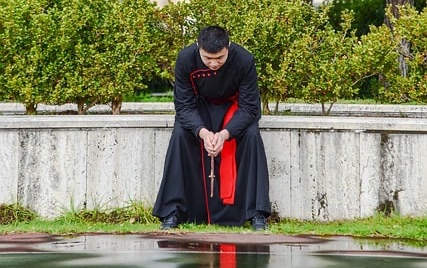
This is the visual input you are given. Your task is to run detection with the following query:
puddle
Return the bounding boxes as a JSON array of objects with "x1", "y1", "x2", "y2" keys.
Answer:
[{"x1": 0, "y1": 233, "x2": 426, "y2": 267}]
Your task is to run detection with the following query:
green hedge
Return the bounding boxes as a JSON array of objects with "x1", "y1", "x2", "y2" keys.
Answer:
[
  {"x1": 0, "y1": 0, "x2": 161, "y2": 114},
  {"x1": 0, "y1": 0, "x2": 425, "y2": 114}
]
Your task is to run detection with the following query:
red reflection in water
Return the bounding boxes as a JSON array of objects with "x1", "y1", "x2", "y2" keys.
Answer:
[
  {"x1": 220, "y1": 244, "x2": 236, "y2": 268},
  {"x1": 157, "y1": 240, "x2": 270, "y2": 267}
]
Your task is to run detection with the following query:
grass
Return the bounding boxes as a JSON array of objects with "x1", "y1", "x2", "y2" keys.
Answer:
[
  {"x1": 0, "y1": 202, "x2": 426, "y2": 248},
  {"x1": 122, "y1": 94, "x2": 426, "y2": 106},
  {"x1": 0, "y1": 203, "x2": 37, "y2": 225},
  {"x1": 123, "y1": 92, "x2": 173, "y2": 102},
  {"x1": 270, "y1": 216, "x2": 427, "y2": 242}
]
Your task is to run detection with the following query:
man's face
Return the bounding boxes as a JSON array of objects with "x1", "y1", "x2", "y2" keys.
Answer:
[{"x1": 199, "y1": 47, "x2": 229, "y2": 71}]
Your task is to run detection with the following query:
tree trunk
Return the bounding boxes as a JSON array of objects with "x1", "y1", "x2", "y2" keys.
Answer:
[
  {"x1": 386, "y1": 0, "x2": 415, "y2": 19},
  {"x1": 25, "y1": 103, "x2": 37, "y2": 115},
  {"x1": 384, "y1": 0, "x2": 414, "y2": 78},
  {"x1": 111, "y1": 96, "x2": 122, "y2": 115},
  {"x1": 76, "y1": 99, "x2": 85, "y2": 115}
]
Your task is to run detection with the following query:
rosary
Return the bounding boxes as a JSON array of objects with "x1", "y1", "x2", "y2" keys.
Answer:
[{"x1": 209, "y1": 155, "x2": 215, "y2": 197}]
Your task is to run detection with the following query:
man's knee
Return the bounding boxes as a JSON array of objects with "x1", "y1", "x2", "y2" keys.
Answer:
[
  {"x1": 239, "y1": 122, "x2": 261, "y2": 140},
  {"x1": 171, "y1": 123, "x2": 197, "y2": 141}
]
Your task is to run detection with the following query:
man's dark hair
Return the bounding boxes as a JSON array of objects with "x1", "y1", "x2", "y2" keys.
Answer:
[{"x1": 197, "y1": 26, "x2": 229, "y2": 53}]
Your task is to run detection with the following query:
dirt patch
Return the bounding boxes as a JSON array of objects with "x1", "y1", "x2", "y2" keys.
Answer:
[
  {"x1": 0, "y1": 233, "x2": 59, "y2": 244},
  {"x1": 140, "y1": 232, "x2": 327, "y2": 245}
]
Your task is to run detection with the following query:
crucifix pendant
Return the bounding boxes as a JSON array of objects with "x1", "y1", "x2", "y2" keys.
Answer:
[{"x1": 209, "y1": 155, "x2": 215, "y2": 197}]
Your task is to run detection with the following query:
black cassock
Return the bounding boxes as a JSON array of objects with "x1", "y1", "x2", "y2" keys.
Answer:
[{"x1": 152, "y1": 42, "x2": 271, "y2": 226}]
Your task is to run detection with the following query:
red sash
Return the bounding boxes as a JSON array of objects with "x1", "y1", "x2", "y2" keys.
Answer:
[{"x1": 220, "y1": 100, "x2": 238, "y2": 204}]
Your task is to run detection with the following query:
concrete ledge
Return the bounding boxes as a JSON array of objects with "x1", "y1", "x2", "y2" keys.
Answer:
[
  {"x1": 2, "y1": 114, "x2": 427, "y2": 132},
  {"x1": 261, "y1": 115, "x2": 427, "y2": 132},
  {"x1": 0, "y1": 115, "x2": 175, "y2": 129}
]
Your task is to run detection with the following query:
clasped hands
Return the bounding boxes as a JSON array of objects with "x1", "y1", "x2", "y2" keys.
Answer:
[{"x1": 199, "y1": 128, "x2": 230, "y2": 157}]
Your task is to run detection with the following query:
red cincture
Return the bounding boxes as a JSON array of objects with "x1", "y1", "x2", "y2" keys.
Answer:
[{"x1": 219, "y1": 97, "x2": 238, "y2": 205}]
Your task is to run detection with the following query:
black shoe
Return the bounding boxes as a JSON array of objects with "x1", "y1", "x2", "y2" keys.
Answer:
[
  {"x1": 161, "y1": 211, "x2": 179, "y2": 230},
  {"x1": 251, "y1": 212, "x2": 267, "y2": 231}
]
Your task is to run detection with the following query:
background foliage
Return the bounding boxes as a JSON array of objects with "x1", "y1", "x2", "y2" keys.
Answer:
[{"x1": 0, "y1": 0, "x2": 426, "y2": 114}]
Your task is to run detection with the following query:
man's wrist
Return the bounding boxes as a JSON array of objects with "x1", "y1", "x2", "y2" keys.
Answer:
[
  {"x1": 221, "y1": 129, "x2": 230, "y2": 140},
  {"x1": 198, "y1": 128, "x2": 207, "y2": 139}
]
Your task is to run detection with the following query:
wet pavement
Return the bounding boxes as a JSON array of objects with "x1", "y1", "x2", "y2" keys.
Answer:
[{"x1": 0, "y1": 232, "x2": 426, "y2": 267}]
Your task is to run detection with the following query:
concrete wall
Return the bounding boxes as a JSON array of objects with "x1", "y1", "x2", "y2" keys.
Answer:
[
  {"x1": 152, "y1": 0, "x2": 181, "y2": 7},
  {"x1": 1, "y1": 115, "x2": 426, "y2": 220}
]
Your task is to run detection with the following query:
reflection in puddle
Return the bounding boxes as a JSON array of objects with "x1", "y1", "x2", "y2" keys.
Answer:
[
  {"x1": 157, "y1": 241, "x2": 271, "y2": 267},
  {"x1": 0, "y1": 234, "x2": 425, "y2": 268}
]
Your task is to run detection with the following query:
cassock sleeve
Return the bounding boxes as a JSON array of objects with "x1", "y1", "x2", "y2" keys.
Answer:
[
  {"x1": 224, "y1": 56, "x2": 261, "y2": 138},
  {"x1": 173, "y1": 50, "x2": 205, "y2": 137}
]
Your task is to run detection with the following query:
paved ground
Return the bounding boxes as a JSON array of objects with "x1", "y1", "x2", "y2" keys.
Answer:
[{"x1": 1, "y1": 232, "x2": 426, "y2": 267}]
